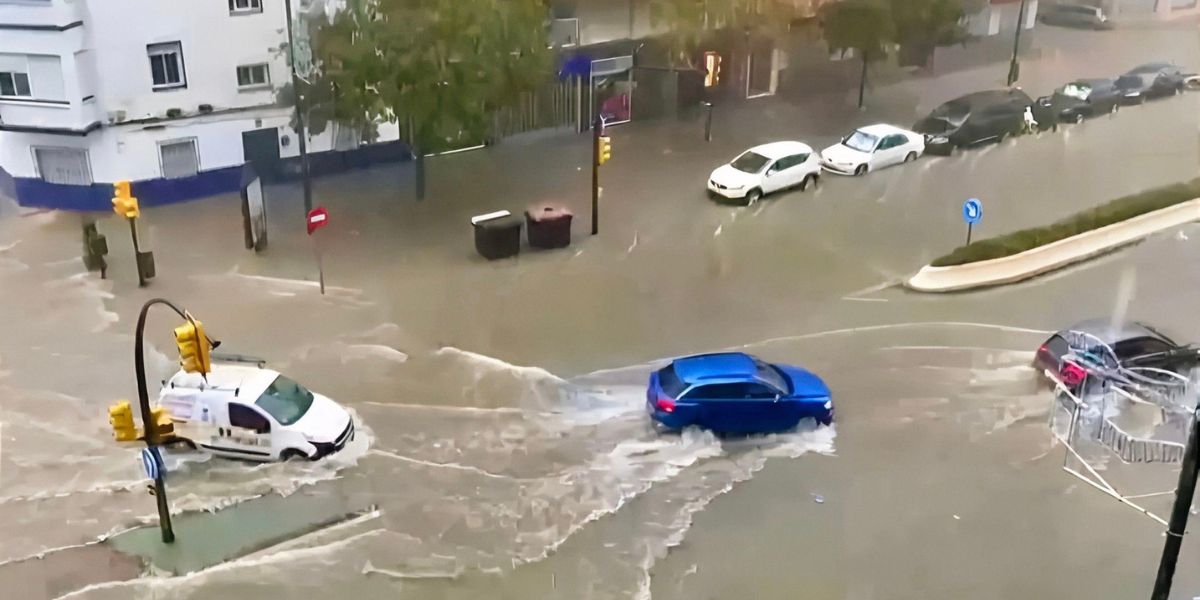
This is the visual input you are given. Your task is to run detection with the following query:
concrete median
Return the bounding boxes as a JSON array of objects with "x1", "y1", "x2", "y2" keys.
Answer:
[{"x1": 908, "y1": 198, "x2": 1200, "y2": 292}]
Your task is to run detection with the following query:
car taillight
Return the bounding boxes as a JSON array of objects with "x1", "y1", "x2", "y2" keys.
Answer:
[
  {"x1": 1060, "y1": 362, "x2": 1087, "y2": 387},
  {"x1": 656, "y1": 397, "x2": 676, "y2": 413}
]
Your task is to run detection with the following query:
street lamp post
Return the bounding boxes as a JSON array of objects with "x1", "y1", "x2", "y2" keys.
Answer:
[
  {"x1": 1150, "y1": 404, "x2": 1200, "y2": 600},
  {"x1": 1007, "y1": 0, "x2": 1030, "y2": 86},
  {"x1": 284, "y1": 0, "x2": 314, "y2": 215}
]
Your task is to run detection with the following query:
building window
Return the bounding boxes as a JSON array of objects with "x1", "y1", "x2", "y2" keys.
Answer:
[
  {"x1": 229, "y1": 0, "x2": 263, "y2": 13},
  {"x1": 236, "y1": 64, "x2": 270, "y2": 89},
  {"x1": 147, "y1": 42, "x2": 186, "y2": 90},
  {"x1": 0, "y1": 70, "x2": 31, "y2": 98},
  {"x1": 159, "y1": 139, "x2": 200, "y2": 179}
]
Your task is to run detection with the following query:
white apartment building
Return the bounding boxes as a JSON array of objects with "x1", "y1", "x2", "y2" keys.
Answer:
[{"x1": 0, "y1": 0, "x2": 386, "y2": 206}]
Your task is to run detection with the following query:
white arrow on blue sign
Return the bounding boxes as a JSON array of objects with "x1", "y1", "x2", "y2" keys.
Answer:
[
  {"x1": 962, "y1": 198, "x2": 983, "y2": 225},
  {"x1": 141, "y1": 447, "x2": 163, "y2": 480}
]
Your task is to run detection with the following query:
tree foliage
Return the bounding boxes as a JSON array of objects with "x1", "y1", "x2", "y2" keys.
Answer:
[
  {"x1": 310, "y1": 0, "x2": 551, "y2": 153},
  {"x1": 649, "y1": 0, "x2": 793, "y2": 67},
  {"x1": 891, "y1": 0, "x2": 968, "y2": 63},
  {"x1": 820, "y1": 0, "x2": 894, "y2": 63}
]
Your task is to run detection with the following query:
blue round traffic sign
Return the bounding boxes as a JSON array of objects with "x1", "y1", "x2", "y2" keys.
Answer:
[
  {"x1": 141, "y1": 447, "x2": 162, "y2": 480},
  {"x1": 962, "y1": 198, "x2": 983, "y2": 225}
]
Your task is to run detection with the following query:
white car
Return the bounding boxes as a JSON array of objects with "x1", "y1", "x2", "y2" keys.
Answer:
[
  {"x1": 821, "y1": 124, "x2": 925, "y2": 176},
  {"x1": 157, "y1": 364, "x2": 354, "y2": 462},
  {"x1": 707, "y1": 141, "x2": 821, "y2": 204}
]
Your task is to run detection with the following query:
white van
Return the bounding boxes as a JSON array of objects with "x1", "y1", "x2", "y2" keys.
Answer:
[{"x1": 157, "y1": 364, "x2": 354, "y2": 462}]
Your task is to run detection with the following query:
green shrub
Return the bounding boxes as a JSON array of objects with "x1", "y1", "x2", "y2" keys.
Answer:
[{"x1": 930, "y1": 178, "x2": 1200, "y2": 267}]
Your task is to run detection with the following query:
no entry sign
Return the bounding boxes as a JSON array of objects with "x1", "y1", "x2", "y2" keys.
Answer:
[{"x1": 306, "y1": 206, "x2": 329, "y2": 236}]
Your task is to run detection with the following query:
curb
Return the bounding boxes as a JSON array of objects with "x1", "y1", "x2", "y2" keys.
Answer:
[{"x1": 907, "y1": 198, "x2": 1200, "y2": 292}]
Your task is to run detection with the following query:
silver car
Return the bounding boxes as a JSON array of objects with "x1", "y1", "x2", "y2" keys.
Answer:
[{"x1": 1038, "y1": 3, "x2": 1113, "y2": 29}]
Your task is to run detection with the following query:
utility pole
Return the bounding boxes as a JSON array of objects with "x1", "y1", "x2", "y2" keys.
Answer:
[
  {"x1": 591, "y1": 114, "x2": 601, "y2": 235},
  {"x1": 284, "y1": 0, "x2": 314, "y2": 215},
  {"x1": 1007, "y1": 0, "x2": 1030, "y2": 86},
  {"x1": 1150, "y1": 404, "x2": 1200, "y2": 600}
]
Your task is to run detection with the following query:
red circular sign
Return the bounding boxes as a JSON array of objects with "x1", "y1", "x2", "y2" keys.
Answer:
[{"x1": 306, "y1": 206, "x2": 329, "y2": 236}]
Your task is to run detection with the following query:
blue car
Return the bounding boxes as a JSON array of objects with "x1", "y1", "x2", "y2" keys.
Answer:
[{"x1": 646, "y1": 352, "x2": 833, "y2": 434}]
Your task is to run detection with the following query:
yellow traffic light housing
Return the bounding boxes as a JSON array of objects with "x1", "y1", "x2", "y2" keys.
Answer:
[
  {"x1": 108, "y1": 400, "x2": 139, "y2": 442},
  {"x1": 112, "y1": 181, "x2": 140, "y2": 219},
  {"x1": 598, "y1": 136, "x2": 612, "y2": 165},
  {"x1": 146, "y1": 406, "x2": 176, "y2": 444},
  {"x1": 174, "y1": 318, "x2": 212, "y2": 375}
]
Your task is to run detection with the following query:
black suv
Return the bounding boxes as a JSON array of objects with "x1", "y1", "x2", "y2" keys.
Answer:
[
  {"x1": 1115, "y1": 62, "x2": 1185, "y2": 104},
  {"x1": 913, "y1": 89, "x2": 1037, "y2": 155}
]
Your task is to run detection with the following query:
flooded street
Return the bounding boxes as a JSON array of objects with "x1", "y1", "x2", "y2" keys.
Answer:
[{"x1": 2, "y1": 22, "x2": 1200, "y2": 599}]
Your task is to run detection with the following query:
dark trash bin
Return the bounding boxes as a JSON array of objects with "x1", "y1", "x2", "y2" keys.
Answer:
[
  {"x1": 525, "y1": 204, "x2": 574, "y2": 249},
  {"x1": 472, "y1": 210, "x2": 522, "y2": 260}
]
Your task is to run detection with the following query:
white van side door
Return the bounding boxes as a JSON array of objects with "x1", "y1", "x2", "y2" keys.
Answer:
[{"x1": 223, "y1": 402, "x2": 276, "y2": 460}]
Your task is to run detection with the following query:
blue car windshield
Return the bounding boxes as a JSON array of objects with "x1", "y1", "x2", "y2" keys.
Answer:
[
  {"x1": 657, "y1": 365, "x2": 689, "y2": 398},
  {"x1": 753, "y1": 360, "x2": 789, "y2": 393}
]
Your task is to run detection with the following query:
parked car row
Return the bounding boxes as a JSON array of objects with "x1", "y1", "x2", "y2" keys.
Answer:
[
  {"x1": 707, "y1": 60, "x2": 1189, "y2": 204},
  {"x1": 707, "y1": 123, "x2": 926, "y2": 203}
]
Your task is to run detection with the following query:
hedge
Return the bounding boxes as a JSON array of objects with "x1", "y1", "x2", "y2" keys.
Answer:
[{"x1": 929, "y1": 178, "x2": 1200, "y2": 267}]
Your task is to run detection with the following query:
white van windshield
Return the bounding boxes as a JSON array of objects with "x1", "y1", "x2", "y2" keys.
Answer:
[{"x1": 255, "y1": 375, "x2": 315, "y2": 425}]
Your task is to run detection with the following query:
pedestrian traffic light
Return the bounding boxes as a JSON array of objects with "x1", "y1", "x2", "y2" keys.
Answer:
[
  {"x1": 112, "y1": 181, "x2": 140, "y2": 219},
  {"x1": 108, "y1": 400, "x2": 139, "y2": 442},
  {"x1": 174, "y1": 319, "x2": 212, "y2": 375},
  {"x1": 146, "y1": 406, "x2": 176, "y2": 444},
  {"x1": 598, "y1": 136, "x2": 612, "y2": 165}
]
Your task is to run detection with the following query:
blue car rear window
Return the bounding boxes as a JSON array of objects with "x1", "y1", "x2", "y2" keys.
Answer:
[{"x1": 657, "y1": 365, "x2": 688, "y2": 398}]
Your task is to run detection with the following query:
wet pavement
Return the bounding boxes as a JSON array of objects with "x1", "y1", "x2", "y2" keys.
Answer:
[{"x1": 2, "y1": 21, "x2": 1200, "y2": 600}]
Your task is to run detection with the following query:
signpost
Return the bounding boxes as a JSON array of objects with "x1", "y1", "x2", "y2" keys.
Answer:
[
  {"x1": 962, "y1": 198, "x2": 983, "y2": 245},
  {"x1": 141, "y1": 446, "x2": 163, "y2": 481},
  {"x1": 306, "y1": 206, "x2": 329, "y2": 294}
]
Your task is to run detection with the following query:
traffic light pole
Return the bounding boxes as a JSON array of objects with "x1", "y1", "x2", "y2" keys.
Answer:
[
  {"x1": 591, "y1": 115, "x2": 601, "y2": 236},
  {"x1": 1150, "y1": 404, "x2": 1200, "y2": 600},
  {"x1": 128, "y1": 218, "x2": 145, "y2": 287},
  {"x1": 1007, "y1": 0, "x2": 1029, "y2": 86},
  {"x1": 134, "y1": 298, "x2": 193, "y2": 544}
]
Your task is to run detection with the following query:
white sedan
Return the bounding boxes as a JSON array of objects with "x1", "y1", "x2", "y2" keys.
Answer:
[
  {"x1": 820, "y1": 124, "x2": 925, "y2": 176},
  {"x1": 707, "y1": 141, "x2": 821, "y2": 204}
]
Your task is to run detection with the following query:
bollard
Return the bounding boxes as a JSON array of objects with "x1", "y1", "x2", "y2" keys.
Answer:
[{"x1": 701, "y1": 101, "x2": 714, "y2": 142}]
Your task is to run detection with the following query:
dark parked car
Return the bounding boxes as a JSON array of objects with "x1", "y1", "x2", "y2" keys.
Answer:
[
  {"x1": 1034, "y1": 319, "x2": 1199, "y2": 392},
  {"x1": 913, "y1": 89, "x2": 1039, "y2": 155},
  {"x1": 1041, "y1": 78, "x2": 1122, "y2": 124},
  {"x1": 1115, "y1": 62, "x2": 1186, "y2": 103},
  {"x1": 1038, "y1": 3, "x2": 1113, "y2": 29}
]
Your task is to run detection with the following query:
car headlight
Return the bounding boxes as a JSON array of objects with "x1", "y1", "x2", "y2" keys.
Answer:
[{"x1": 930, "y1": 136, "x2": 949, "y2": 144}]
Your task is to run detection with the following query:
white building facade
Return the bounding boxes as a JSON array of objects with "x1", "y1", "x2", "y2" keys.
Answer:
[{"x1": 0, "y1": 0, "x2": 397, "y2": 208}]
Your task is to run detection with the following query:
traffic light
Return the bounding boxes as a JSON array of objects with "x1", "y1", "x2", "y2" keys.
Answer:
[
  {"x1": 112, "y1": 181, "x2": 140, "y2": 219},
  {"x1": 146, "y1": 406, "x2": 176, "y2": 444},
  {"x1": 108, "y1": 401, "x2": 139, "y2": 442},
  {"x1": 174, "y1": 319, "x2": 212, "y2": 375},
  {"x1": 598, "y1": 135, "x2": 612, "y2": 165}
]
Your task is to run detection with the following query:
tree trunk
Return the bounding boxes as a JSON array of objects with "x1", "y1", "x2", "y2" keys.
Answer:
[
  {"x1": 857, "y1": 54, "x2": 868, "y2": 109},
  {"x1": 415, "y1": 149, "x2": 426, "y2": 201}
]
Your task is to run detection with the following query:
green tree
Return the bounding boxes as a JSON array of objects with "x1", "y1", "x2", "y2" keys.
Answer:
[
  {"x1": 891, "y1": 0, "x2": 968, "y2": 68},
  {"x1": 650, "y1": 0, "x2": 792, "y2": 68},
  {"x1": 821, "y1": 0, "x2": 894, "y2": 108},
  {"x1": 312, "y1": 0, "x2": 551, "y2": 200}
]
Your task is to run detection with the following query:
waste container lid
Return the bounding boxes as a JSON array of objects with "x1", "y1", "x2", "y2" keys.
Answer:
[
  {"x1": 471, "y1": 210, "x2": 512, "y2": 225},
  {"x1": 526, "y1": 204, "x2": 573, "y2": 222},
  {"x1": 473, "y1": 213, "x2": 522, "y2": 230}
]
